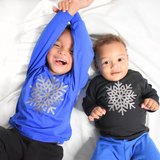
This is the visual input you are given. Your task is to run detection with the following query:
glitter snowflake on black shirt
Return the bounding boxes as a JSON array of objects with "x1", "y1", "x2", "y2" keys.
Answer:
[{"x1": 106, "y1": 81, "x2": 137, "y2": 116}]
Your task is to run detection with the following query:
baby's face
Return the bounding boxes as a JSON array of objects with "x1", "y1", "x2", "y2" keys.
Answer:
[
  {"x1": 95, "y1": 42, "x2": 128, "y2": 81},
  {"x1": 47, "y1": 29, "x2": 73, "y2": 75}
]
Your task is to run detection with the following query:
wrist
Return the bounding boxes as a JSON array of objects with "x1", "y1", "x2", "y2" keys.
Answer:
[{"x1": 68, "y1": 3, "x2": 79, "y2": 16}]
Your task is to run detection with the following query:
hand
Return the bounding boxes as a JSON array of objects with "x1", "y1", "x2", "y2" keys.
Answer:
[
  {"x1": 53, "y1": 0, "x2": 94, "y2": 16},
  {"x1": 88, "y1": 106, "x2": 106, "y2": 121},
  {"x1": 141, "y1": 98, "x2": 159, "y2": 111},
  {"x1": 69, "y1": 0, "x2": 94, "y2": 15},
  {"x1": 52, "y1": 0, "x2": 72, "y2": 13},
  {"x1": 58, "y1": 0, "x2": 72, "y2": 13},
  {"x1": 62, "y1": 0, "x2": 94, "y2": 10}
]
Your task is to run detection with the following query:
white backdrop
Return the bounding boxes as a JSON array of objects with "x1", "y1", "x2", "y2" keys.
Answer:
[{"x1": 0, "y1": 0, "x2": 160, "y2": 160}]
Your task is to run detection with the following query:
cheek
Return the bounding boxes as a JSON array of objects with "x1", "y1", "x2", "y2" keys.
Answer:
[
  {"x1": 123, "y1": 62, "x2": 129, "y2": 71},
  {"x1": 47, "y1": 49, "x2": 52, "y2": 58},
  {"x1": 101, "y1": 65, "x2": 109, "y2": 73},
  {"x1": 46, "y1": 54, "x2": 50, "y2": 63},
  {"x1": 71, "y1": 58, "x2": 74, "y2": 67},
  {"x1": 46, "y1": 53, "x2": 52, "y2": 66},
  {"x1": 100, "y1": 66, "x2": 109, "y2": 76},
  {"x1": 69, "y1": 55, "x2": 74, "y2": 66},
  {"x1": 47, "y1": 49, "x2": 55, "y2": 63}
]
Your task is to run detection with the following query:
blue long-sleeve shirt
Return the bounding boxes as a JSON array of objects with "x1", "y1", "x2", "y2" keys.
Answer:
[{"x1": 9, "y1": 11, "x2": 94, "y2": 144}]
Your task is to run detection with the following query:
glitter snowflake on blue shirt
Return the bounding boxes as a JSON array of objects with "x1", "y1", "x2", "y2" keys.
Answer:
[{"x1": 26, "y1": 74, "x2": 68, "y2": 115}]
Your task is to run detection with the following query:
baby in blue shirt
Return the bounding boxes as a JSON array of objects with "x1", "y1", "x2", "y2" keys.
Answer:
[{"x1": 0, "y1": 0, "x2": 94, "y2": 160}]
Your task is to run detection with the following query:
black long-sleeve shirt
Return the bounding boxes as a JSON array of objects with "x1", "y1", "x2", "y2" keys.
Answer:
[{"x1": 83, "y1": 69, "x2": 159, "y2": 140}]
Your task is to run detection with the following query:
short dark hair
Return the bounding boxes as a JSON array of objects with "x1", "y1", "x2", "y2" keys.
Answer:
[
  {"x1": 93, "y1": 34, "x2": 127, "y2": 60},
  {"x1": 65, "y1": 24, "x2": 71, "y2": 31}
]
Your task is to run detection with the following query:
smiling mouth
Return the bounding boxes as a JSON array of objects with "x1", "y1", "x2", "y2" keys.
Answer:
[
  {"x1": 111, "y1": 72, "x2": 120, "y2": 75},
  {"x1": 55, "y1": 58, "x2": 67, "y2": 65}
]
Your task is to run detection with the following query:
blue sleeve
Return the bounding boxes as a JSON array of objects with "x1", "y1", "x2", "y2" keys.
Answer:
[
  {"x1": 27, "y1": 11, "x2": 73, "y2": 75},
  {"x1": 70, "y1": 12, "x2": 94, "y2": 91}
]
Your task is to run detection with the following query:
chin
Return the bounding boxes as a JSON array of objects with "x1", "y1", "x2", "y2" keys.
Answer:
[{"x1": 109, "y1": 76, "x2": 122, "y2": 82}]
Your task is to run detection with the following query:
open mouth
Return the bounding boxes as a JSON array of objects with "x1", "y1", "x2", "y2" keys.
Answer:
[{"x1": 55, "y1": 58, "x2": 67, "y2": 65}]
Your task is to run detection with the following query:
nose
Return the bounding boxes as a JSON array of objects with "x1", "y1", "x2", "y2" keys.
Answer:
[
  {"x1": 59, "y1": 48, "x2": 67, "y2": 56},
  {"x1": 111, "y1": 62, "x2": 118, "y2": 69}
]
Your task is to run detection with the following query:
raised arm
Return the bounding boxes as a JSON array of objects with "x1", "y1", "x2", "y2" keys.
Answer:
[
  {"x1": 70, "y1": 12, "x2": 94, "y2": 90},
  {"x1": 27, "y1": 9, "x2": 73, "y2": 75},
  {"x1": 54, "y1": 0, "x2": 94, "y2": 90}
]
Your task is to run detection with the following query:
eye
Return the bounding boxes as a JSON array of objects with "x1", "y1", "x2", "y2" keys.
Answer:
[
  {"x1": 54, "y1": 44, "x2": 60, "y2": 47},
  {"x1": 104, "y1": 61, "x2": 109, "y2": 64},
  {"x1": 70, "y1": 50, "x2": 73, "y2": 54},
  {"x1": 118, "y1": 58, "x2": 123, "y2": 62}
]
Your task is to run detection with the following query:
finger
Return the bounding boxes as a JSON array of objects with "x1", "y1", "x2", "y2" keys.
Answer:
[
  {"x1": 102, "y1": 109, "x2": 106, "y2": 115},
  {"x1": 88, "y1": 116, "x2": 94, "y2": 121},
  {"x1": 52, "y1": 6, "x2": 60, "y2": 13},
  {"x1": 150, "y1": 105, "x2": 156, "y2": 111},
  {"x1": 146, "y1": 100, "x2": 153, "y2": 109},
  {"x1": 154, "y1": 103, "x2": 159, "y2": 111},
  {"x1": 143, "y1": 99, "x2": 150, "y2": 106},
  {"x1": 66, "y1": 1, "x2": 69, "y2": 10},
  {"x1": 141, "y1": 105, "x2": 149, "y2": 110},
  {"x1": 63, "y1": 1, "x2": 68, "y2": 11},
  {"x1": 92, "y1": 109, "x2": 102, "y2": 117},
  {"x1": 150, "y1": 102, "x2": 159, "y2": 111},
  {"x1": 62, "y1": 1, "x2": 66, "y2": 12},
  {"x1": 95, "y1": 107, "x2": 106, "y2": 116},
  {"x1": 90, "y1": 112, "x2": 100, "y2": 119},
  {"x1": 141, "y1": 103, "x2": 146, "y2": 109},
  {"x1": 58, "y1": 1, "x2": 62, "y2": 10},
  {"x1": 141, "y1": 99, "x2": 150, "y2": 109},
  {"x1": 154, "y1": 102, "x2": 159, "y2": 110}
]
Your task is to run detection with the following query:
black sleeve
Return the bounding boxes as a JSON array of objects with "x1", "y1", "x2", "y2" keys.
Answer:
[
  {"x1": 141, "y1": 76, "x2": 159, "y2": 105},
  {"x1": 82, "y1": 79, "x2": 98, "y2": 116}
]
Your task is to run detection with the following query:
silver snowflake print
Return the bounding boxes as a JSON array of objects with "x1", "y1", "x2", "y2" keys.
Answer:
[
  {"x1": 26, "y1": 74, "x2": 68, "y2": 115},
  {"x1": 106, "y1": 81, "x2": 137, "y2": 116}
]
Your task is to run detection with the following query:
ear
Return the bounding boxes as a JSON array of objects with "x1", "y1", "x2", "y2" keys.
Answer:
[
  {"x1": 94, "y1": 61, "x2": 99, "y2": 71},
  {"x1": 127, "y1": 54, "x2": 129, "y2": 65}
]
